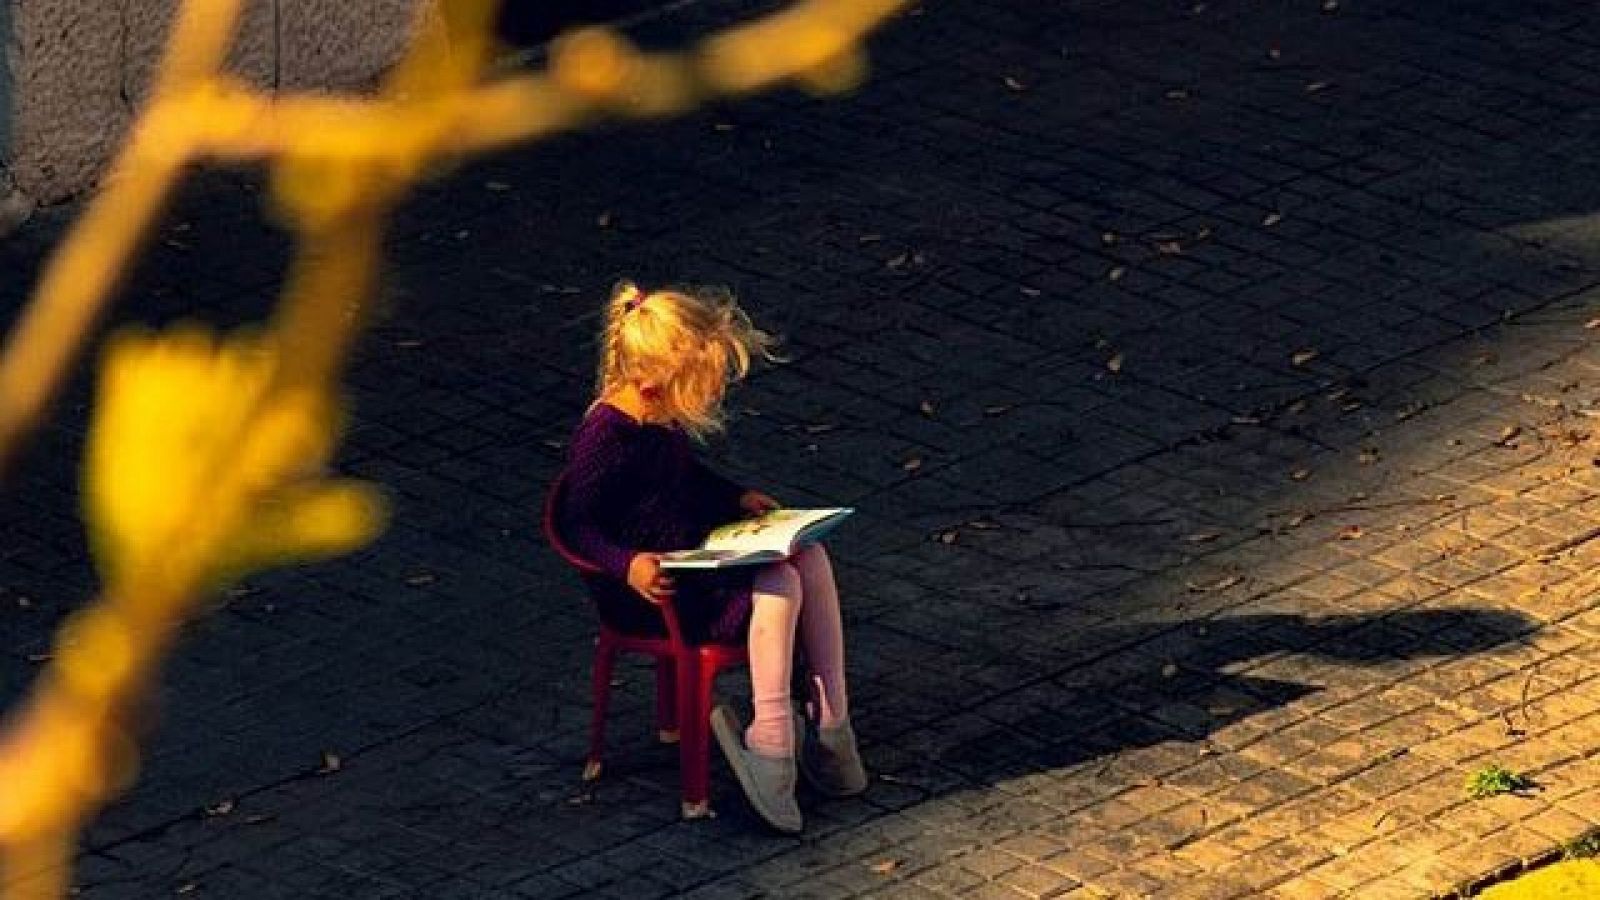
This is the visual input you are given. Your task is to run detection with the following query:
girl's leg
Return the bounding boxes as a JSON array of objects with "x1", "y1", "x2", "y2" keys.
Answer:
[
  {"x1": 792, "y1": 544, "x2": 848, "y2": 728},
  {"x1": 745, "y1": 561, "x2": 803, "y2": 757}
]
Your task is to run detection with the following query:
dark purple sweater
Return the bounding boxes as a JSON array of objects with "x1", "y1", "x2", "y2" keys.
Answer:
[{"x1": 557, "y1": 402, "x2": 755, "y2": 640}]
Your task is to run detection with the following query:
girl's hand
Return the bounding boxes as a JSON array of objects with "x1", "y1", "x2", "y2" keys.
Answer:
[
  {"x1": 627, "y1": 553, "x2": 676, "y2": 605},
  {"x1": 739, "y1": 490, "x2": 780, "y2": 517}
]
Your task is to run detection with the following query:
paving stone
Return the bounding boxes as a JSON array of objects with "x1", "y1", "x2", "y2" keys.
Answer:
[{"x1": 3, "y1": 0, "x2": 1600, "y2": 899}]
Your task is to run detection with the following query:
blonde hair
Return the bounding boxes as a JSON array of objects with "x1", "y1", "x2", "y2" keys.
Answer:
[{"x1": 595, "y1": 280, "x2": 780, "y2": 440}]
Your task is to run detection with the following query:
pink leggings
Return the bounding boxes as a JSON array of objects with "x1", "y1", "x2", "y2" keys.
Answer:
[{"x1": 744, "y1": 544, "x2": 849, "y2": 758}]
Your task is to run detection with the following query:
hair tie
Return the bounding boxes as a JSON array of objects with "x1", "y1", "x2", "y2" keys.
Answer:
[{"x1": 620, "y1": 284, "x2": 646, "y2": 313}]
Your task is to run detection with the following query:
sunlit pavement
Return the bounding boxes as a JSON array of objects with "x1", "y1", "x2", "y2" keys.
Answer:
[{"x1": 3, "y1": 0, "x2": 1600, "y2": 897}]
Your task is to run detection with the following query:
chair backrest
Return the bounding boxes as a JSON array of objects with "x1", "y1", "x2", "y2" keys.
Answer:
[
  {"x1": 542, "y1": 472, "x2": 604, "y2": 575},
  {"x1": 542, "y1": 470, "x2": 690, "y2": 646}
]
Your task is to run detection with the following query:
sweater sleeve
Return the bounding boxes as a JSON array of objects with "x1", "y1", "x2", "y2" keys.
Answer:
[
  {"x1": 562, "y1": 428, "x2": 639, "y2": 581},
  {"x1": 688, "y1": 455, "x2": 747, "y2": 521}
]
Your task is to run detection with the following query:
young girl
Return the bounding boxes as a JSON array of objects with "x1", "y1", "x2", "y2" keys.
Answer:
[{"x1": 556, "y1": 281, "x2": 866, "y2": 833}]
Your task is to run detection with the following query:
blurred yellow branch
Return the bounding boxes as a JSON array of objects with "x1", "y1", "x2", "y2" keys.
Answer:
[{"x1": 0, "y1": 0, "x2": 909, "y2": 895}]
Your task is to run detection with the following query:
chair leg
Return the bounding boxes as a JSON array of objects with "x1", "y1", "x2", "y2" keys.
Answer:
[
  {"x1": 676, "y1": 653, "x2": 712, "y2": 819},
  {"x1": 585, "y1": 636, "x2": 618, "y2": 783},
  {"x1": 655, "y1": 656, "x2": 680, "y2": 744}
]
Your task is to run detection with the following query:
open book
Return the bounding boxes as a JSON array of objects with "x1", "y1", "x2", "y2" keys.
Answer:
[{"x1": 659, "y1": 508, "x2": 854, "y2": 570}]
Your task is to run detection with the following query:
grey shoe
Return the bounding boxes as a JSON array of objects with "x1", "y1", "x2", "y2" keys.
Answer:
[
  {"x1": 798, "y1": 714, "x2": 869, "y2": 797},
  {"x1": 709, "y1": 704, "x2": 802, "y2": 834}
]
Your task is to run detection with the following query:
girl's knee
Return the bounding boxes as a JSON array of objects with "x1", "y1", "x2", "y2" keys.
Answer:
[{"x1": 794, "y1": 542, "x2": 832, "y2": 575}]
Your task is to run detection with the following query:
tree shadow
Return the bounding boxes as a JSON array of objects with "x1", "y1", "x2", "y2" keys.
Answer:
[{"x1": 894, "y1": 607, "x2": 1536, "y2": 791}]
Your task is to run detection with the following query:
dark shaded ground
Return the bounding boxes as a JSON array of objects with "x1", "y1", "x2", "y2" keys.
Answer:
[{"x1": 3, "y1": 0, "x2": 1600, "y2": 897}]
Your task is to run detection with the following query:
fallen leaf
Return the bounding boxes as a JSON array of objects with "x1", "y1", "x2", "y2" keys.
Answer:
[
  {"x1": 1106, "y1": 352, "x2": 1125, "y2": 373},
  {"x1": 1337, "y1": 525, "x2": 1364, "y2": 541},
  {"x1": 870, "y1": 859, "x2": 903, "y2": 874},
  {"x1": 984, "y1": 404, "x2": 1013, "y2": 416},
  {"x1": 243, "y1": 814, "x2": 274, "y2": 825},
  {"x1": 1288, "y1": 399, "x2": 1308, "y2": 414},
  {"x1": 1358, "y1": 448, "x2": 1380, "y2": 464},
  {"x1": 1305, "y1": 81, "x2": 1331, "y2": 93},
  {"x1": 485, "y1": 181, "x2": 511, "y2": 192},
  {"x1": 967, "y1": 518, "x2": 1001, "y2": 531},
  {"x1": 596, "y1": 211, "x2": 613, "y2": 229},
  {"x1": 1322, "y1": 0, "x2": 1338, "y2": 9},
  {"x1": 1586, "y1": 317, "x2": 1599, "y2": 329},
  {"x1": 394, "y1": 339, "x2": 424, "y2": 349},
  {"x1": 1187, "y1": 574, "x2": 1242, "y2": 593},
  {"x1": 1004, "y1": 76, "x2": 1027, "y2": 92},
  {"x1": 1287, "y1": 511, "x2": 1313, "y2": 528},
  {"x1": 1291, "y1": 348, "x2": 1318, "y2": 366},
  {"x1": 405, "y1": 572, "x2": 437, "y2": 587},
  {"x1": 204, "y1": 799, "x2": 236, "y2": 817},
  {"x1": 1262, "y1": 211, "x2": 1283, "y2": 227},
  {"x1": 176, "y1": 883, "x2": 199, "y2": 895},
  {"x1": 1155, "y1": 240, "x2": 1184, "y2": 255},
  {"x1": 1267, "y1": 45, "x2": 1282, "y2": 60},
  {"x1": 1101, "y1": 231, "x2": 1120, "y2": 246},
  {"x1": 1231, "y1": 415, "x2": 1261, "y2": 425},
  {"x1": 1020, "y1": 286, "x2": 1041, "y2": 297},
  {"x1": 317, "y1": 751, "x2": 342, "y2": 774},
  {"x1": 934, "y1": 529, "x2": 959, "y2": 544},
  {"x1": 713, "y1": 122, "x2": 735, "y2": 132},
  {"x1": 1108, "y1": 265, "x2": 1127, "y2": 282},
  {"x1": 887, "y1": 252, "x2": 910, "y2": 269},
  {"x1": 1496, "y1": 425, "x2": 1523, "y2": 446},
  {"x1": 901, "y1": 456, "x2": 924, "y2": 473},
  {"x1": 1166, "y1": 89, "x2": 1190, "y2": 101},
  {"x1": 27, "y1": 653, "x2": 51, "y2": 663},
  {"x1": 919, "y1": 400, "x2": 936, "y2": 417},
  {"x1": 803, "y1": 422, "x2": 838, "y2": 435},
  {"x1": 1161, "y1": 663, "x2": 1179, "y2": 678},
  {"x1": 859, "y1": 233, "x2": 882, "y2": 244},
  {"x1": 1290, "y1": 468, "x2": 1311, "y2": 481},
  {"x1": 1183, "y1": 531, "x2": 1223, "y2": 544}
]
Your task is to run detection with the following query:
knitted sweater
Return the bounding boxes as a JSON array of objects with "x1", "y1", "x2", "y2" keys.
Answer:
[{"x1": 557, "y1": 402, "x2": 753, "y2": 639}]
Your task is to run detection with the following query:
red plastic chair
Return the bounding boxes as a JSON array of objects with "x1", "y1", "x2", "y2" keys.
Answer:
[{"x1": 542, "y1": 473, "x2": 748, "y2": 819}]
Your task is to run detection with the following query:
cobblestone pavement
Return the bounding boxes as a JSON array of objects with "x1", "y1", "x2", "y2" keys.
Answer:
[{"x1": 4, "y1": 0, "x2": 1600, "y2": 897}]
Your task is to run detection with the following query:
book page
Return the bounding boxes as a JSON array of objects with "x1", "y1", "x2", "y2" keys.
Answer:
[{"x1": 701, "y1": 508, "x2": 845, "y2": 556}]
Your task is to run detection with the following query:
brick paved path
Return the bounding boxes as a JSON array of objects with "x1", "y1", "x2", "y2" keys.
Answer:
[{"x1": 3, "y1": 0, "x2": 1600, "y2": 897}]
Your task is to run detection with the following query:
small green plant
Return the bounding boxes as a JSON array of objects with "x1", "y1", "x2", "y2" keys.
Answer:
[
  {"x1": 1562, "y1": 829, "x2": 1600, "y2": 860},
  {"x1": 1465, "y1": 763, "x2": 1536, "y2": 799}
]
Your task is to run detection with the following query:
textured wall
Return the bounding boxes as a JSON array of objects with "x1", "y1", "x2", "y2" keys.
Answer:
[{"x1": 3, "y1": 0, "x2": 429, "y2": 208}]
